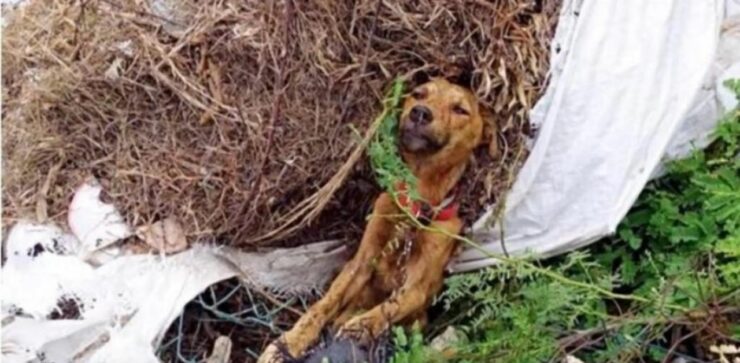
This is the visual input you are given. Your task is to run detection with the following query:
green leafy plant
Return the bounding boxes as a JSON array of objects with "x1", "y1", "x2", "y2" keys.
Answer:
[
  {"x1": 368, "y1": 79, "x2": 420, "y2": 201},
  {"x1": 390, "y1": 325, "x2": 431, "y2": 363}
]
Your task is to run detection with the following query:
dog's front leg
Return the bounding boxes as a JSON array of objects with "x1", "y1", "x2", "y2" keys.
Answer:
[
  {"x1": 337, "y1": 218, "x2": 462, "y2": 341},
  {"x1": 257, "y1": 193, "x2": 398, "y2": 362}
]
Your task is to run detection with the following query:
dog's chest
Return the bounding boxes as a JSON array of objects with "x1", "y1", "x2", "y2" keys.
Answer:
[{"x1": 371, "y1": 223, "x2": 421, "y2": 292}]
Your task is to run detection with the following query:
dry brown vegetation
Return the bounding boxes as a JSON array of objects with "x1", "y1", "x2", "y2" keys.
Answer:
[{"x1": 2, "y1": 0, "x2": 560, "y2": 248}]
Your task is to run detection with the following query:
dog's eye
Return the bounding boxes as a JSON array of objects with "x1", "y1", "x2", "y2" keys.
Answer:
[
  {"x1": 452, "y1": 104, "x2": 469, "y2": 116},
  {"x1": 411, "y1": 88, "x2": 427, "y2": 100}
]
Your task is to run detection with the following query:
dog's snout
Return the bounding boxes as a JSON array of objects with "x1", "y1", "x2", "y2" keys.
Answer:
[{"x1": 410, "y1": 106, "x2": 433, "y2": 125}]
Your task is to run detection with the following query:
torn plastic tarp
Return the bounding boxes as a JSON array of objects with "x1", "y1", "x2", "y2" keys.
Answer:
[
  {"x1": 455, "y1": 0, "x2": 739, "y2": 271},
  {"x1": 2, "y1": 180, "x2": 348, "y2": 363}
]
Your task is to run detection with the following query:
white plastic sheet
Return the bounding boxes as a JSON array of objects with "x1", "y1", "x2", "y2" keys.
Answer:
[
  {"x1": 455, "y1": 0, "x2": 737, "y2": 271},
  {"x1": 2, "y1": 181, "x2": 348, "y2": 362}
]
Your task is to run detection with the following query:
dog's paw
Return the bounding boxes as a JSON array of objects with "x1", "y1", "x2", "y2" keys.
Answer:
[
  {"x1": 336, "y1": 316, "x2": 378, "y2": 344},
  {"x1": 256, "y1": 343, "x2": 284, "y2": 363}
]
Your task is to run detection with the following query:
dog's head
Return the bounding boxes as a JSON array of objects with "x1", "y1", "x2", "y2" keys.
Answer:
[{"x1": 399, "y1": 78, "x2": 495, "y2": 165}]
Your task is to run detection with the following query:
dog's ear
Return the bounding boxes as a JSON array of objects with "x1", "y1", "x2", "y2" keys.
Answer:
[{"x1": 479, "y1": 105, "x2": 500, "y2": 160}]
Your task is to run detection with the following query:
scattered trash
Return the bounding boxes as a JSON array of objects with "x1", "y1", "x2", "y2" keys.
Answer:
[
  {"x1": 712, "y1": 344, "x2": 740, "y2": 363},
  {"x1": 68, "y1": 178, "x2": 132, "y2": 260},
  {"x1": 564, "y1": 355, "x2": 585, "y2": 363},
  {"x1": 135, "y1": 217, "x2": 188, "y2": 254},
  {"x1": 429, "y1": 326, "x2": 465, "y2": 359},
  {"x1": 147, "y1": 0, "x2": 195, "y2": 38},
  {"x1": 113, "y1": 40, "x2": 134, "y2": 58},
  {"x1": 104, "y1": 58, "x2": 124, "y2": 81},
  {"x1": 3, "y1": 1, "x2": 738, "y2": 362},
  {"x1": 157, "y1": 278, "x2": 307, "y2": 362},
  {"x1": 205, "y1": 336, "x2": 232, "y2": 363},
  {"x1": 1, "y1": 179, "x2": 348, "y2": 362}
]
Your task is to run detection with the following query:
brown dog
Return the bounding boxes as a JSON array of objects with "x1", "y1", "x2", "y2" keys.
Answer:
[{"x1": 258, "y1": 78, "x2": 493, "y2": 362}]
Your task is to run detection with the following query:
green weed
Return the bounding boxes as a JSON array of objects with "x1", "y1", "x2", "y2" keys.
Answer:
[{"x1": 368, "y1": 79, "x2": 420, "y2": 201}]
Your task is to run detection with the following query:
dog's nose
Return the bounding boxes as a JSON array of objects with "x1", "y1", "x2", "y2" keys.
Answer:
[{"x1": 409, "y1": 105, "x2": 433, "y2": 125}]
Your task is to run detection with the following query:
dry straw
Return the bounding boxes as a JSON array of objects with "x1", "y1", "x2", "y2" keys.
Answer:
[{"x1": 2, "y1": 0, "x2": 560, "y2": 247}]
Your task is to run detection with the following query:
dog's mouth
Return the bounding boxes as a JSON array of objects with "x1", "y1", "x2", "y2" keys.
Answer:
[{"x1": 399, "y1": 125, "x2": 446, "y2": 154}]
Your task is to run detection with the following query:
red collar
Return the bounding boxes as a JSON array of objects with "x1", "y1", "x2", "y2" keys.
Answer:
[{"x1": 395, "y1": 182, "x2": 459, "y2": 224}]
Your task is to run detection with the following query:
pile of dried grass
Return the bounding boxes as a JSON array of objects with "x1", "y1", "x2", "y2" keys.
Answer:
[{"x1": 2, "y1": 0, "x2": 560, "y2": 247}]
